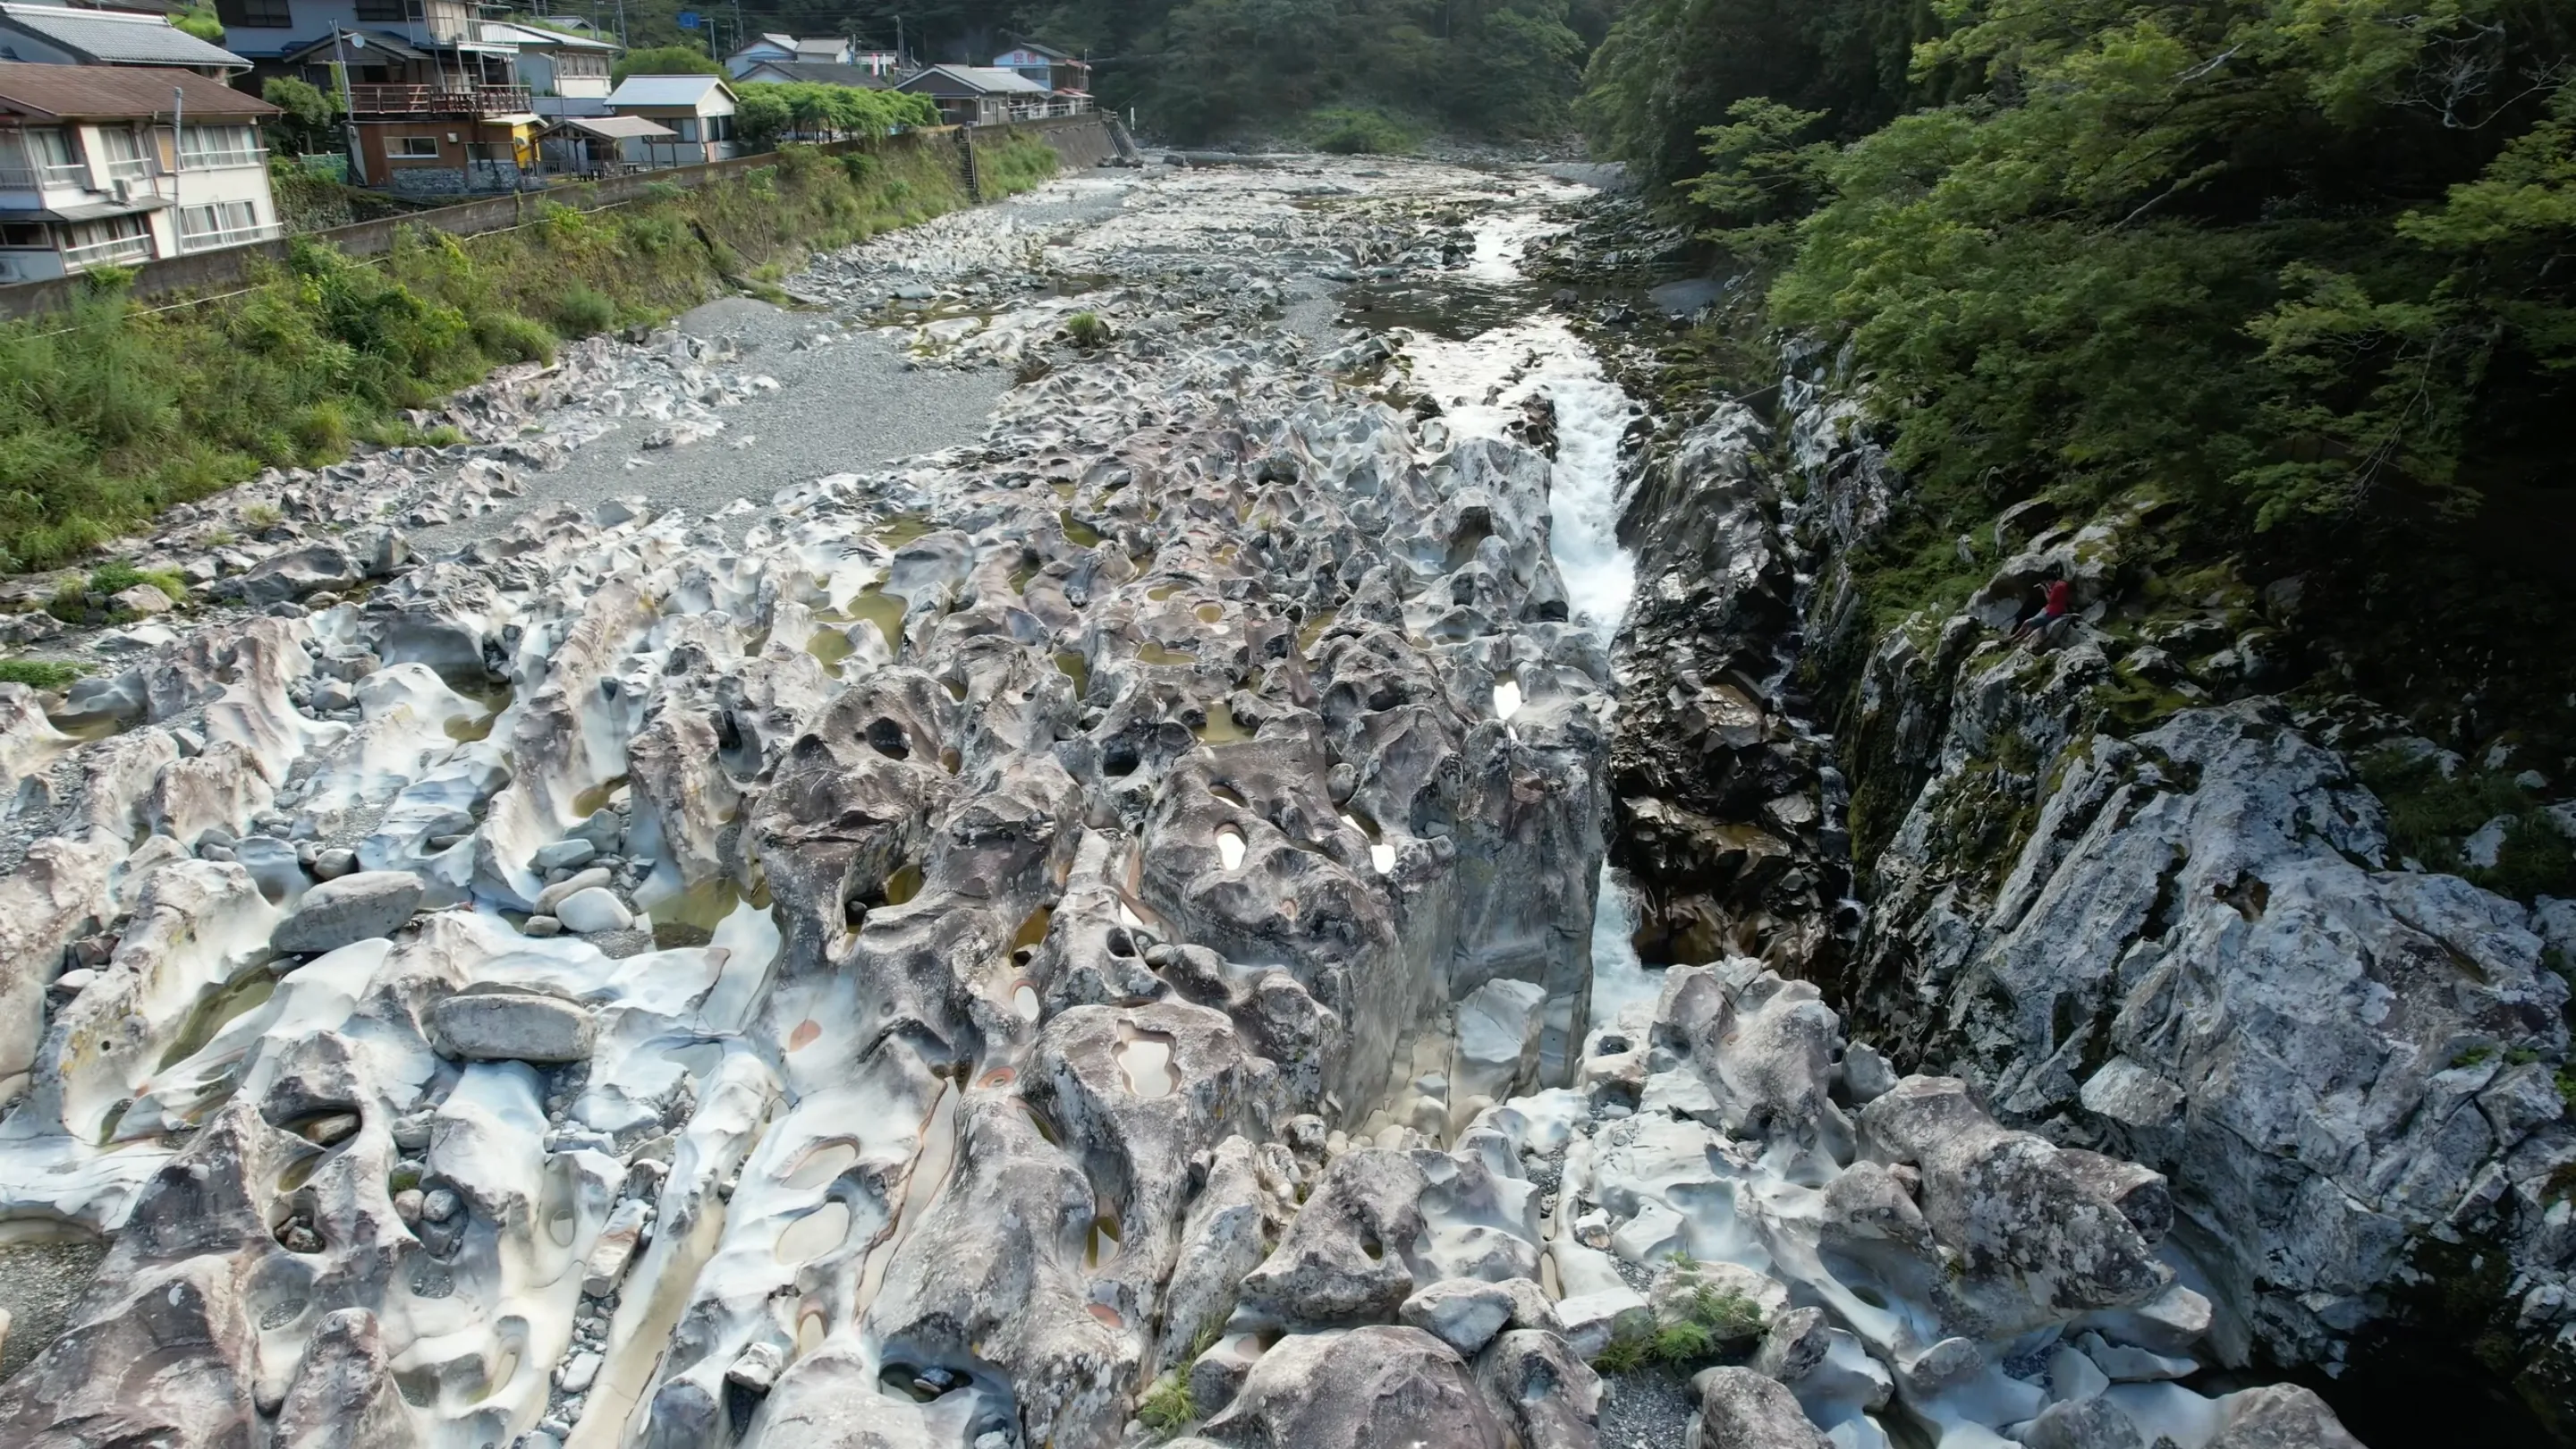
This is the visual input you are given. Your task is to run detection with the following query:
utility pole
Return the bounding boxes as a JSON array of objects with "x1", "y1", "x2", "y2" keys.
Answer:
[{"x1": 332, "y1": 27, "x2": 367, "y2": 186}]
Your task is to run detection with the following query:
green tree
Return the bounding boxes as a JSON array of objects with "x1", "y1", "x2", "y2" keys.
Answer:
[
  {"x1": 612, "y1": 45, "x2": 725, "y2": 84},
  {"x1": 260, "y1": 76, "x2": 342, "y2": 158}
]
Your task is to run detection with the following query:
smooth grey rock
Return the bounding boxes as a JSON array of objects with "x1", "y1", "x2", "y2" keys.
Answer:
[
  {"x1": 109, "y1": 584, "x2": 174, "y2": 617},
  {"x1": 1201, "y1": 1325, "x2": 1505, "y2": 1449},
  {"x1": 535, "y1": 868, "x2": 612, "y2": 915},
  {"x1": 1691, "y1": 1365, "x2": 1831, "y2": 1449},
  {"x1": 1752, "y1": 1307, "x2": 1830, "y2": 1383},
  {"x1": 2206, "y1": 1384, "x2": 2365, "y2": 1448},
  {"x1": 1399, "y1": 1277, "x2": 1516, "y2": 1357},
  {"x1": 237, "y1": 542, "x2": 363, "y2": 604},
  {"x1": 533, "y1": 839, "x2": 597, "y2": 872},
  {"x1": 2022, "y1": 1395, "x2": 2143, "y2": 1449},
  {"x1": 554, "y1": 887, "x2": 633, "y2": 935},
  {"x1": 428, "y1": 992, "x2": 595, "y2": 1063},
  {"x1": 1841, "y1": 1042, "x2": 1899, "y2": 1105},
  {"x1": 271, "y1": 871, "x2": 424, "y2": 954},
  {"x1": 1473, "y1": 1329, "x2": 1600, "y2": 1449}
]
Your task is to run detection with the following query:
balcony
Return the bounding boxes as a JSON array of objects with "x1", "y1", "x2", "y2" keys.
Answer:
[
  {"x1": 179, "y1": 219, "x2": 284, "y2": 253},
  {"x1": 62, "y1": 233, "x2": 151, "y2": 270},
  {"x1": 346, "y1": 84, "x2": 536, "y2": 119}
]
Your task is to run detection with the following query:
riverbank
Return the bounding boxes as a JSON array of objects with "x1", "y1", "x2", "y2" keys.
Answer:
[{"x1": 0, "y1": 129, "x2": 1066, "y2": 575}]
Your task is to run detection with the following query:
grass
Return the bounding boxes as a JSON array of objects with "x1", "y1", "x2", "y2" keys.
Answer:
[
  {"x1": 0, "y1": 131, "x2": 1037, "y2": 572},
  {"x1": 89, "y1": 560, "x2": 186, "y2": 602},
  {"x1": 973, "y1": 129, "x2": 1063, "y2": 199},
  {"x1": 1591, "y1": 1267, "x2": 1767, "y2": 1374},
  {"x1": 1137, "y1": 1373, "x2": 1196, "y2": 1436},
  {"x1": 0, "y1": 658, "x2": 82, "y2": 691},
  {"x1": 1064, "y1": 310, "x2": 1110, "y2": 349}
]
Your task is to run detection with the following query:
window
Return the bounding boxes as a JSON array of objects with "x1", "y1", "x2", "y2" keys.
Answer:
[
  {"x1": 390, "y1": 136, "x2": 442, "y2": 158},
  {"x1": 178, "y1": 199, "x2": 263, "y2": 249},
  {"x1": 354, "y1": 0, "x2": 409, "y2": 18},
  {"x1": 213, "y1": 0, "x2": 292, "y2": 28},
  {"x1": 673, "y1": 117, "x2": 699, "y2": 142},
  {"x1": 93, "y1": 126, "x2": 150, "y2": 182},
  {"x1": 708, "y1": 114, "x2": 733, "y2": 142},
  {"x1": 62, "y1": 211, "x2": 150, "y2": 267},
  {"x1": 0, "y1": 222, "x2": 48, "y2": 247},
  {"x1": 179, "y1": 124, "x2": 262, "y2": 168}
]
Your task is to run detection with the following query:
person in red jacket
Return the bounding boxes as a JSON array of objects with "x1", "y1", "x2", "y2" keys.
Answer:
[{"x1": 2008, "y1": 574, "x2": 2076, "y2": 647}]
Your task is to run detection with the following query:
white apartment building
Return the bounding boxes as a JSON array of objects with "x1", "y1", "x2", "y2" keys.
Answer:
[{"x1": 0, "y1": 60, "x2": 283, "y2": 282}]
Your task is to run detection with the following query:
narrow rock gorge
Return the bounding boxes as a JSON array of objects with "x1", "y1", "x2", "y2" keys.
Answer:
[{"x1": 0, "y1": 152, "x2": 2543, "y2": 1449}]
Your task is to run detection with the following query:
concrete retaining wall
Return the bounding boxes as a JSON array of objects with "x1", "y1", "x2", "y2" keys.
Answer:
[
  {"x1": 0, "y1": 116, "x2": 1116, "y2": 322},
  {"x1": 1010, "y1": 113, "x2": 1120, "y2": 170}
]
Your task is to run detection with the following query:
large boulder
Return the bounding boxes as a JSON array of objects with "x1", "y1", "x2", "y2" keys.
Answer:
[
  {"x1": 1858, "y1": 1076, "x2": 2169, "y2": 1334},
  {"x1": 2206, "y1": 1385, "x2": 2367, "y2": 1449},
  {"x1": 1691, "y1": 1366, "x2": 1831, "y2": 1449},
  {"x1": 1236, "y1": 1149, "x2": 1428, "y2": 1326},
  {"x1": 270, "y1": 870, "x2": 424, "y2": 954},
  {"x1": 428, "y1": 990, "x2": 595, "y2": 1063},
  {"x1": 234, "y1": 542, "x2": 365, "y2": 605},
  {"x1": 1199, "y1": 1326, "x2": 1506, "y2": 1449}
]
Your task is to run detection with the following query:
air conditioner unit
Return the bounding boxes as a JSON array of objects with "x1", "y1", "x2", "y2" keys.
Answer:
[{"x1": 112, "y1": 178, "x2": 138, "y2": 204}]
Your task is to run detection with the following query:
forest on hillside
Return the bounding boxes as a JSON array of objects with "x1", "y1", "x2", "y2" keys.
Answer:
[
  {"x1": 547, "y1": 0, "x2": 1618, "y2": 142},
  {"x1": 1587, "y1": 0, "x2": 2576, "y2": 780}
]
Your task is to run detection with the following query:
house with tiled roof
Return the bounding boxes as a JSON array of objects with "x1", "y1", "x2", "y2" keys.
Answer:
[
  {"x1": 0, "y1": 3, "x2": 250, "y2": 76},
  {"x1": 0, "y1": 58, "x2": 281, "y2": 282}
]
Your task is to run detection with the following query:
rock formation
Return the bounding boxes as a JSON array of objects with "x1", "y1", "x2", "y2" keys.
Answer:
[{"x1": 0, "y1": 156, "x2": 2392, "y2": 1449}]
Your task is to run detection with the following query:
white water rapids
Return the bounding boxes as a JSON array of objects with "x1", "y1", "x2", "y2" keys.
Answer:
[{"x1": 1394, "y1": 200, "x2": 1665, "y2": 1029}]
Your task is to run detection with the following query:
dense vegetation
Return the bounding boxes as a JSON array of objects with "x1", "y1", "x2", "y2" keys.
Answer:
[
  {"x1": 542, "y1": 0, "x2": 1615, "y2": 143},
  {"x1": 733, "y1": 82, "x2": 939, "y2": 148},
  {"x1": 1587, "y1": 0, "x2": 2576, "y2": 888},
  {"x1": 0, "y1": 135, "x2": 1055, "y2": 571}
]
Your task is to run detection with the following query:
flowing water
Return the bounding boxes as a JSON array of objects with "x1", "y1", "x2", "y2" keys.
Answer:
[{"x1": 1386, "y1": 202, "x2": 1659, "y2": 1042}]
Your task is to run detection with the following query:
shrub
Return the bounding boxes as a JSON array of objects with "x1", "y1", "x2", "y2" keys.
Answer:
[
  {"x1": 473, "y1": 311, "x2": 557, "y2": 364},
  {"x1": 1064, "y1": 311, "x2": 1110, "y2": 349},
  {"x1": 554, "y1": 287, "x2": 618, "y2": 337},
  {"x1": 1304, "y1": 106, "x2": 1415, "y2": 156},
  {"x1": 0, "y1": 658, "x2": 82, "y2": 691}
]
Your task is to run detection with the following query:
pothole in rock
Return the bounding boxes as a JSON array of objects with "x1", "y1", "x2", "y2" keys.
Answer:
[
  {"x1": 774, "y1": 1199, "x2": 852, "y2": 1265},
  {"x1": 1112, "y1": 1025, "x2": 1178, "y2": 1098},
  {"x1": 784, "y1": 1141, "x2": 859, "y2": 1191}
]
